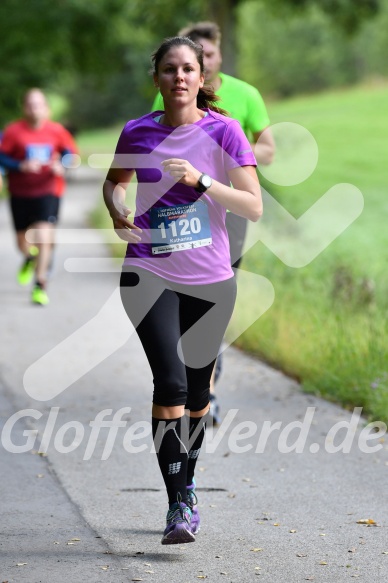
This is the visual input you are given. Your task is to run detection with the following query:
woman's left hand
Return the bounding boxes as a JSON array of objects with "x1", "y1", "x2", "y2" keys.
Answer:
[{"x1": 162, "y1": 158, "x2": 201, "y2": 188}]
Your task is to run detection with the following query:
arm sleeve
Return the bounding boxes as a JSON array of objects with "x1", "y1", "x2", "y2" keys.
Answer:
[
  {"x1": 246, "y1": 88, "x2": 270, "y2": 135},
  {"x1": 60, "y1": 148, "x2": 72, "y2": 157},
  {"x1": 222, "y1": 120, "x2": 257, "y2": 171},
  {"x1": 58, "y1": 127, "x2": 78, "y2": 155},
  {"x1": 0, "y1": 152, "x2": 21, "y2": 171},
  {"x1": 151, "y1": 92, "x2": 164, "y2": 112}
]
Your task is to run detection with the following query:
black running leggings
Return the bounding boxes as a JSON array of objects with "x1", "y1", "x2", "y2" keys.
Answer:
[{"x1": 120, "y1": 268, "x2": 237, "y2": 411}]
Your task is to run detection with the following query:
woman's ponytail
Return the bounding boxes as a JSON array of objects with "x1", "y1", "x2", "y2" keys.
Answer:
[{"x1": 197, "y1": 85, "x2": 228, "y2": 116}]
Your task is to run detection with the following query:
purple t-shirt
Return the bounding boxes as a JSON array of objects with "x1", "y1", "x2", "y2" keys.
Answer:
[{"x1": 114, "y1": 109, "x2": 256, "y2": 285}]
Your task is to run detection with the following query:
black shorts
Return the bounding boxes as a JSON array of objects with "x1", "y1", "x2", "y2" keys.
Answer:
[{"x1": 10, "y1": 194, "x2": 60, "y2": 231}]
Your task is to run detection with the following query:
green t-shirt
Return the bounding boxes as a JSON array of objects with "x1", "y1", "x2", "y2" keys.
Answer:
[{"x1": 151, "y1": 72, "x2": 270, "y2": 141}]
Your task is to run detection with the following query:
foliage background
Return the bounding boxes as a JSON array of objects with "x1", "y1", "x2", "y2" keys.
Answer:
[{"x1": 0, "y1": 0, "x2": 386, "y2": 129}]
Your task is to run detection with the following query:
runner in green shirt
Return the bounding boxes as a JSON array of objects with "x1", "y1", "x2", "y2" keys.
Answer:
[{"x1": 152, "y1": 22, "x2": 275, "y2": 423}]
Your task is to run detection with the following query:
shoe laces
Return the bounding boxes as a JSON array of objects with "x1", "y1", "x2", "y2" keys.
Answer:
[
  {"x1": 187, "y1": 489, "x2": 198, "y2": 508},
  {"x1": 186, "y1": 480, "x2": 198, "y2": 508},
  {"x1": 167, "y1": 493, "x2": 192, "y2": 524}
]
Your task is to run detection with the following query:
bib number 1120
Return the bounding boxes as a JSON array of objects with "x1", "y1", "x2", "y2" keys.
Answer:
[{"x1": 158, "y1": 217, "x2": 201, "y2": 239}]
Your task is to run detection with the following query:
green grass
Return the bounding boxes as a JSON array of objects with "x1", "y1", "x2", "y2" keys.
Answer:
[
  {"x1": 233, "y1": 82, "x2": 388, "y2": 421},
  {"x1": 80, "y1": 82, "x2": 388, "y2": 422},
  {"x1": 76, "y1": 124, "x2": 125, "y2": 161}
]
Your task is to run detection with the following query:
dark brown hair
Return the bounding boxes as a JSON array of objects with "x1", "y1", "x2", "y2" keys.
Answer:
[{"x1": 151, "y1": 36, "x2": 227, "y2": 116}]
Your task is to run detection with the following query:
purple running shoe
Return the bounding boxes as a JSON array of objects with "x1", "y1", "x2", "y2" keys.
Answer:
[{"x1": 161, "y1": 502, "x2": 195, "y2": 545}]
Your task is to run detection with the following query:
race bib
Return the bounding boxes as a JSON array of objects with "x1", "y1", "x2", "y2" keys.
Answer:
[
  {"x1": 150, "y1": 201, "x2": 212, "y2": 255},
  {"x1": 26, "y1": 144, "x2": 53, "y2": 163}
]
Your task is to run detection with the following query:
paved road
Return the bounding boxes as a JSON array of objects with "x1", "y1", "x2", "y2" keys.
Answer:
[{"x1": 1, "y1": 168, "x2": 388, "y2": 583}]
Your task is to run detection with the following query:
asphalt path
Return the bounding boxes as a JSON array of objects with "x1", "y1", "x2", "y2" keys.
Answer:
[{"x1": 1, "y1": 167, "x2": 388, "y2": 583}]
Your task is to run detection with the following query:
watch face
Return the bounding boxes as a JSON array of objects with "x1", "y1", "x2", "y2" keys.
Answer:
[{"x1": 201, "y1": 174, "x2": 212, "y2": 188}]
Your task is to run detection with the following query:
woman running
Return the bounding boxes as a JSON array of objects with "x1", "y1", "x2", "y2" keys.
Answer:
[{"x1": 103, "y1": 36, "x2": 262, "y2": 545}]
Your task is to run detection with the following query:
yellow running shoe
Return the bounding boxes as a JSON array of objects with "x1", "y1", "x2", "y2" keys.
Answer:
[
  {"x1": 31, "y1": 284, "x2": 49, "y2": 306},
  {"x1": 17, "y1": 247, "x2": 39, "y2": 286},
  {"x1": 18, "y1": 258, "x2": 36, "y2": 286}
]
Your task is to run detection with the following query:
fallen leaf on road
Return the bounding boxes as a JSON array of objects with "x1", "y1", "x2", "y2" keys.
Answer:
[{"x1": 356, "y1": 518, "x2": 376, "y2": 524}]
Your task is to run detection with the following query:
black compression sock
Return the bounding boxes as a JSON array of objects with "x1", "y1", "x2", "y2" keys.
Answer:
[
  {"x1": 152, "y1": 416, "x2": 189, "y2": 506},
  {"x1": 186, "y1": 413, "x2": 209, "y2": 486}
]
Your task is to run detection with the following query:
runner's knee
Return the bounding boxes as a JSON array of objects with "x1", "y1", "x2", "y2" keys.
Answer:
[
  {"x1": 152, "y1": 374, "x2": 187, "y2": 407},
  {"x1": 186, "y1": 380, "x2": 211, "y2": 412}
]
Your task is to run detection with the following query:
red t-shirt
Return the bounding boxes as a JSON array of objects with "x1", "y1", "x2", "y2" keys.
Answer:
[{"x1": 0, "y1": 119, "x2": 77, "y2": 198}]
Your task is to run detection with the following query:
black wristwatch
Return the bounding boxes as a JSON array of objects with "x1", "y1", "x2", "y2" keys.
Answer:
[{"x1": 195, "y1": 173, "x2": 212, "y2": 193}]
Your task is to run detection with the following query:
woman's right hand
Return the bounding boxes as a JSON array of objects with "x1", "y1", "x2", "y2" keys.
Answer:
[{"x1": 110, "y1": 203, "x2": 142, "y2": 242}]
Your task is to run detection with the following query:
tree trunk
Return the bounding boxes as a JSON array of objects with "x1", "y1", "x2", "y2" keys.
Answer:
[{"x1": 207, "y1": 0, "x2": 240, "y2": 76}]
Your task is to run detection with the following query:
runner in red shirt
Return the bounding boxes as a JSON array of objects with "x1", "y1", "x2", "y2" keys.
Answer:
[{"x1": 0, "y1": 89, "x2": 78, "y2": 305}]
